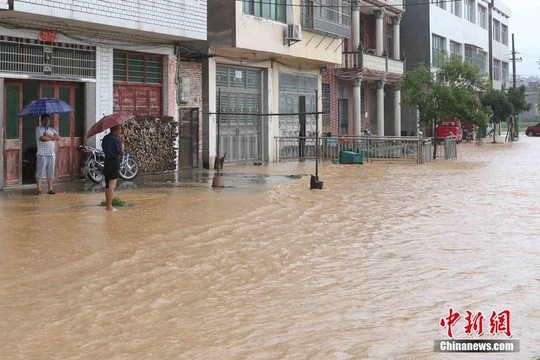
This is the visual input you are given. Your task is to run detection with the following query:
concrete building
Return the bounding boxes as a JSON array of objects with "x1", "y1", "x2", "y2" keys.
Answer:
[
  {"x1": 0, "y1": 0, "x2": 206, "y2": 189},
  {"x1": 400, "y1": 0, "x2": 511, "y2": 134},
  {"x1": 521, "y1": 81, "x2": 539, "y2": 122},
  {"x1": 205, "y1": 0, "x2": 352, "y2": 167}
]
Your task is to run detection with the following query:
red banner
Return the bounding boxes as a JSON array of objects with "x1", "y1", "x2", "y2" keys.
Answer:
[{"x1": 39, "y1": 30, "x2": 57, "y2": 42}]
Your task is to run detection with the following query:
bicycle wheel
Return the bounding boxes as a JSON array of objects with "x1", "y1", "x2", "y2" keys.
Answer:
[{"x1": 119, "y1": 156, "x2": 139, "y2": 181}]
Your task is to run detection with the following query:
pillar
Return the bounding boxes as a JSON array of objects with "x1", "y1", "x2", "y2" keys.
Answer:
[
  {"x1": 392, "y1": 15, "x2": 401, "y2": 60},
  {"x1": 376, "y1": 80, "x2": 385, "y2": 136},
  {"x1": 351, "y1": 1, "x2": 361, "y2": 51},
  {"x1": 394, "y1": 88, "x2": 401, "y2": 136},
  {"x1": 352, "y1": 78, "x2": 362, "y2": 135},
  {"x1": 374, "y1": 9, "x2": 385, "y2": 56}
]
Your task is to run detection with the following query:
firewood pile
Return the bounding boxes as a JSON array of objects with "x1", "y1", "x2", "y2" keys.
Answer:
[{"x1": 122, "y1": 115, "x2": 178, "y2": 173}]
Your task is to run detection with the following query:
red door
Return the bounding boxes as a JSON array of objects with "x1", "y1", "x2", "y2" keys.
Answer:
[
  {"x1": 3, "y1": 81, "x2": 23, "y2": 187},
  {"x1": 39, "y1": 82, "x2": 84, "y2": 181}
]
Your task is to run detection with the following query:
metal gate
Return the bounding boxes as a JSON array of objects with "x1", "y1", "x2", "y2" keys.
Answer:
[{"x1": 217, "y1": 66, "x2": 262, "y2": 163}]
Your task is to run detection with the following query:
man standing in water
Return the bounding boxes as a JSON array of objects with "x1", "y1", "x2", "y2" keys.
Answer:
[
  {"x1": 35, "y1": 114, "x2": 61, "y2": 195},
  {"x1": 102, "y1": 125, "x2": 124, "y2": 211}
]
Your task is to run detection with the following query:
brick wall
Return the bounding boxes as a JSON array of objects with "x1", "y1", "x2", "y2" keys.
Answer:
[{"x1": 179, "y1": 60, "x2": 203, "y2": 158}]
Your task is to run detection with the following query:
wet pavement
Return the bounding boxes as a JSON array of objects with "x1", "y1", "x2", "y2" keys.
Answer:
[{"x1": 0, "y1": 161, "x2": 318, "y2": 198}]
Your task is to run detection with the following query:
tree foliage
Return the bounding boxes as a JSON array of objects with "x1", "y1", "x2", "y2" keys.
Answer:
[
  {"x1": 481, "y1": 89, "x2": 513, "y2": 124},
  {"x1": 506, "y1": 85, "x2": 531, "y2": 116},
  {"x1": 398, "y1": 54, "x2": 490, "y2": 130}
]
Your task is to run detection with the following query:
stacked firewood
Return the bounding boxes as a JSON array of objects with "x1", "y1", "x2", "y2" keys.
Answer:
[{"x1": 122, "y1": 115, "x2": 178, "y2": 173}]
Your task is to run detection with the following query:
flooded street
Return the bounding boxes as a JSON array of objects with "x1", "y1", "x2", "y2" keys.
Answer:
[{"x1": 1, "y1": 137, "x2": 540, "y2": 359}]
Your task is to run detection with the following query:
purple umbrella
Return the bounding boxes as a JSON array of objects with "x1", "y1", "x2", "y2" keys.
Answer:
[{"x1": 18, "y1": 97, "x2": 75, "y2": 117}]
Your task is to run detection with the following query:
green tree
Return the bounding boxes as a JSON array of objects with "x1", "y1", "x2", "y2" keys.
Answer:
[
  {"x1": 507, "y1": 85, "x2": 532, "y2": 139},
  {"x1": 398, "y1": 54, "x2": 489, "y2": 157},
  {"x1": 480, "y1": 89, "x2": 513, "y2": 143}
]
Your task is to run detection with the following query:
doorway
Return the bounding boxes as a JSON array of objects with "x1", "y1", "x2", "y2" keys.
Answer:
[
  {"x1": 3, "y1": 80, "x2": 85, "y2": 187},
  {"x1": 178, "y1": 108, "x2": 199, "y2": 168}
]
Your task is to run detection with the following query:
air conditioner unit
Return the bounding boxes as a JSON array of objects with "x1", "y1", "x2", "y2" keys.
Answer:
[{"x1": 284, "y1": 23, "x2": 302, "y2": 46}]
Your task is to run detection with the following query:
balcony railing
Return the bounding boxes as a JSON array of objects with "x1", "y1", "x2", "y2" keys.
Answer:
[
  {"x1": 338, "y1": 50, "x2": 404, "y2": 75},
  {"x1": 301, "y1": 0, "x2": 351, "y2": 38}
]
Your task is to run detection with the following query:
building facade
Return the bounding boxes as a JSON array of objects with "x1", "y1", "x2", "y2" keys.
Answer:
[
  {"x1": 206, "y1": 0, "x2": 351, "y2": 167},
  {"x1": 0, "y1": 0, "x2": 206, "y2": 189},
  {"x1": 322, "y1": 0, "x2": 405, "y2": 137},
  {"x1": 400, "y1": 0, "x2": 511, "y2": 134}
]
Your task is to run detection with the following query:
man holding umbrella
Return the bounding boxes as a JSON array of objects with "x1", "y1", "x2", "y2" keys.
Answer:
[
  {"x1": 35, "y1": 114, "x2": 61, "y2": 195},
  {"x1": 102, "y1": 125, "x2": 124, "y2": 211}
]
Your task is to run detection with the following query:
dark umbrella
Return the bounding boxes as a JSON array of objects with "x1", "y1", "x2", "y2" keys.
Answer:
[
  {"x1": 18, "y1": 97, "x2": 75, "y2": 117},
  {"x1": 85, "y1": 113, "x2": 134, "y2": 139}
]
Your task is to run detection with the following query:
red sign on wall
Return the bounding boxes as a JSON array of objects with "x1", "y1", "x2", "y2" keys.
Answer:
[{"x1": 39, "y1": 30, "x2": 57, "y2": 42}]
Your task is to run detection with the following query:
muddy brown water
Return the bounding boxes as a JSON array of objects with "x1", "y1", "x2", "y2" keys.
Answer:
[{"x1": 1, "y1": 137, "x2": 539, "y2": 359}]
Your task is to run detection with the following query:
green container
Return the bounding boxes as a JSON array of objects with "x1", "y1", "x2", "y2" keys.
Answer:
[{"x1": 339, "y1": 150, "x2": 363, "y2": 164}]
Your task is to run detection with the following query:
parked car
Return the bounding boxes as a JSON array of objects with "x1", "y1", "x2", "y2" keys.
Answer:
[
  {"x1": 525, "y1": 123, "x2": 540, "y2": 136},
  {"x1": 436, "y1": 118, "x2": 463, "y2": 142}
]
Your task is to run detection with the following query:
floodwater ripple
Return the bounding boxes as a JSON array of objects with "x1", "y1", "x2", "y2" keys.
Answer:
[{"x1": 1, "y1": 138, "x2": 540, "y2": 359}]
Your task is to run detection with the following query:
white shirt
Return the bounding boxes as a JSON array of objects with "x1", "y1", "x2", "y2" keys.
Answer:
[{"x1": 36, "y1": 125, "x2": 59, "y2": 157}]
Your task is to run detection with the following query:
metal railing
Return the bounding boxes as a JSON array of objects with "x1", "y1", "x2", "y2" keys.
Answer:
[
  {"x1": 339, "y1": 50, "x2": 404, "y2": 75},
  {"x1": 274, "y1": 135, "x2": 435, "y2": 164},
  {"x1": 434, "y1": 137, "x2": 458, "y2": 159}
]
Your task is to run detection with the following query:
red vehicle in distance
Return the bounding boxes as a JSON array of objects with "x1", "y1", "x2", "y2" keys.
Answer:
[{"x1": 436, "y1": 118, "x2": 463, "y2": 142}]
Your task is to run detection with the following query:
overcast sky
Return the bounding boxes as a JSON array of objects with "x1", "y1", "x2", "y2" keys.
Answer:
[{"x1": 508, "y1": 0, "x2": 540, "y2": 77}]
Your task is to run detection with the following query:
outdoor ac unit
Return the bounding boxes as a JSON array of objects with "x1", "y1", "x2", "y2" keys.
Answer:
[{"x1": 284, "y1": 23, "x2": 302, "y2": 45}]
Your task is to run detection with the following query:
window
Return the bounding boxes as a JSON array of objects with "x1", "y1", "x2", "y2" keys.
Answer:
[
  {"x1": 243, "y1": 0, "x2": 286, "y2": 23},
  {"x1": 478, "y1": 5, "x2": 487, "y2": 29},
  {"x1": 502, "y1": 62, "x2": 509, "y2": 84},
  {"x1": 501, "y1": 24, "x2": 508, "y2": 45},
  {"x1": 450, "y1": 41, "x2": 462, "y2": 58},
  {"x1": 432, "y1": 34, "x2": 446, "y2": 68},
  {"x1": 322, "y1": 83, "x2": 330, "y2": 127},
  {"x1": 493, "y1": 59, "x2": 501, "y2": 81},
  {"x1": 465, "y1": 44, "x2": 486, "y2": 73},
  {"x1": 432, "y1": 0, "x2": 445, "y2": 9},
  {"x1": 113, "y1": 51, "x2": 163, "y2": 84},
  {"x1": 386, "y1": 23, "x2": 393, "y2": 57},
  {"x1": 493, "y1": 19, "x2": 501, "y2": 42},
  {"x1": 464, "y1": 0, "x2": 474, "y2": 23},
  {"x1": 450, "y1": 0, "x2": 462, "y2": 17}
]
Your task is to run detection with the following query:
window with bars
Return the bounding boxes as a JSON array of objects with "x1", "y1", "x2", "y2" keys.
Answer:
[
  {"x1": 322, "y1": 83, "x2": 330, "y2": 127},
  {"x1": 501, "y1": 62, "x2": 509, "y2": 84},
  {"x1": 0, "y1": 37, "x2": 95, "y2": 78},
  {"x1": 113, "y1": 51, "x2": 162, "y2": 84},
  {"x1": 465, "y1": 45, "x2": 486, "y2": 73},
  {"x1": 432, "y1": 34, "x2": 446, "y2": 68},
  {"x1": 493, "y1": 59, "x2": 501, "y2": 81},
  {"x1": 243, "y1": 0, "x2": 286, "y2": 23},
  {"x1": 450, "y1": 41, "x2": 462, "y2": 58}
]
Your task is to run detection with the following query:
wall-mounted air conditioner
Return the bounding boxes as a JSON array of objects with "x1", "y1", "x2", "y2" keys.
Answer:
[{"x1": 284, "y1": 24, "x2": 302, "y2": 46}]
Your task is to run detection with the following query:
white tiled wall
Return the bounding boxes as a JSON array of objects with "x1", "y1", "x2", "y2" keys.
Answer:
[{"x1": 12, "y1": 0, "x2": 207, "y2": 40}]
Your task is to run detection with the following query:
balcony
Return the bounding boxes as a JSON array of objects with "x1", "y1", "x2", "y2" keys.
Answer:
[
  {"x1": 301, "y1": 0, "x2": 351, "y2": 38},
  {"x1": 339, "y1": 50, "x2": 404, "y2": 76}
]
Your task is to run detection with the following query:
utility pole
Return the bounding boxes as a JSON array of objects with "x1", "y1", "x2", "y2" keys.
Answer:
[
  {"x1": 488, "y1": 0, "x2": 494, "y2": 83},
  {"x1": 510, "y1": 33, "x2": 519, "y2": 140}
]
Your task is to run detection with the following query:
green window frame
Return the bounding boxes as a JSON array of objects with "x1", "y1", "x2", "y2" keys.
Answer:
[
  {"x1": 113, "y1": 51, "x2": 163, "y2": 84},
  {"x1": 243, "y1": 0, "x2": 286, "y2": 23}
]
